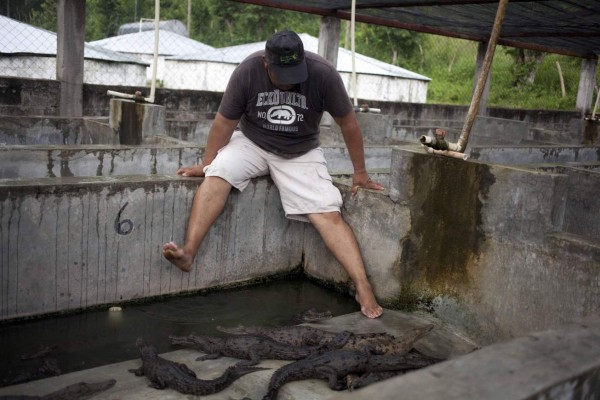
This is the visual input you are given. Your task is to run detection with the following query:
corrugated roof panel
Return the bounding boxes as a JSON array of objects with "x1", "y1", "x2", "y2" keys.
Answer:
[
  {"x1": 0, "y1": 15, "x2": 149, "y2": 65},
  {"x1": 88, "y1": 30, "x2": 215, "y2": 56},
  {"x1": 231, "y1": 0, "x2": 600, "y2": 58},
  {"x1": 169, "y1": 33, "x2": 429, "y2": 81}
]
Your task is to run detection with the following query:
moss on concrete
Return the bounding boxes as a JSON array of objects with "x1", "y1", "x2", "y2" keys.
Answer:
[{"x1": 398, "y1": 153, "x2": 495, "y2": 296}]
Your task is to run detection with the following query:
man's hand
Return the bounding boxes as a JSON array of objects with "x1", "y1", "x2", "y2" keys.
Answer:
[
  {"x1": 352, "y1": 171, "x2": 385, "y2": 195},
  {"x1": 177, "y1": 164, "x2": 205, "y2": 177}
]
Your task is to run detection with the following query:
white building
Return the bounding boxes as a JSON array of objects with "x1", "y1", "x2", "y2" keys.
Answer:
[
  {"x1": 163, "y1": 33, "x2": 430, "y2": 103},
  {"x1": 88, "y1": 30, "x2": 215, "y2": 83},
  {"x1": 0, "y1": 15, "x2": 149, "y2": 86}
]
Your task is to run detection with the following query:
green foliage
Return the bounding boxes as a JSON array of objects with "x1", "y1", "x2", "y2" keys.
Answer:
[
  {"x1": 87, "y1": 0, "x2": 121, "y2": 40},
  {"x1": 27, "y1": 0, "x2": 57, "y2": 31},
  {"x1": 412, "y1": 36, "x2": 586, "y2": 110},
  {"x1": 487, "y1": 47, "x2": 580, "y2": 109},
  {"x1": 188, "y1": 0, "x2": 320, "y2": 47},
  {"x1": 351, "y1": 22, "x2": 422, "y2": 69},
  {"x1": 416, "y1": 36, "x2": 477, "y2": 105}
]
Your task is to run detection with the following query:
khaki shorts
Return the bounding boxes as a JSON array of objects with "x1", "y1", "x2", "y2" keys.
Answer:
[{"x1": 204, "y1": 131, "x2": 342, "y2": 222}]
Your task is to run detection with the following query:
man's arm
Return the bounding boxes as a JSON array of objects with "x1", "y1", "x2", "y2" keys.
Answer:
[
  {"x1": 177, "y1": 112, "x2": 240, "y2": 177},
  {"x1": 333, "y1": 111, "x2": 385, "y2": 194}
]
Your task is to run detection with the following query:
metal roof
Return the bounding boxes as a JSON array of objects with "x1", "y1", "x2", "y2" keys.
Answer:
[
  {"x1": 0, "y1": 15, "x2": 149, "y2": 65},
  {"x1": 88, "y1": 30, "x2": 215, "y2": 56},
  {"x1": 231, "y1": 0, "x2": 600, "y2": 58},
  {"x1": 170, "y1": 33, "x2": 430, "y2": 81},
  {"x1": 118, "y1": 19, "x2": 189, "y2": 36}
]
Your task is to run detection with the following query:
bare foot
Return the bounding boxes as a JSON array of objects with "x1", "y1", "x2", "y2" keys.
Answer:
[
  {"x1": 162, "y1": 241, "x2": 193, "y2": 272},
  {"x1": 355, "y1": 285, "x2": 383, "y2": 319}
]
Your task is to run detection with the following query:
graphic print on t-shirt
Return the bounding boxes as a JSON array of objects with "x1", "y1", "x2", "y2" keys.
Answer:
[
  {"x1": 256, "y1": 89, "x2": 308, "y2": 133},
  {"x1": 267, "y1": 105, "x2": 295, "y2": 125}
]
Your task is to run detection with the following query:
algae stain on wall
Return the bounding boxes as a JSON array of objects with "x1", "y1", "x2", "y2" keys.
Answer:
[{"x1": 398, "y1": 154, "x2": 495, "y2": 304}]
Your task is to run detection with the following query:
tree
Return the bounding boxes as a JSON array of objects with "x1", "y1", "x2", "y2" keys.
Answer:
[
  {"x1": 351, "y1": 22, "x2": 422, "y2": 69},
  {"x1": 27, "y1": 0, "x2": 57, "y2": 30},
  {"x1": 190, "y1": 0, "x2": 319, "y2": 47},
  {"x1": 505, "y1": 48, "x2": 545, "y2": 86},
  {"x1": 1, "y1": 0, "x2": 47, "y2": 21}
]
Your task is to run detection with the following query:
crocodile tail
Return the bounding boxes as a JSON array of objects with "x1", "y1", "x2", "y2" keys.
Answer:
[
  {"x1": 262, "y1": 388, "x2": 278, "y2": 400},
  {"x1": 229, "y1": 365, "x2": 269, "y2": 379}
]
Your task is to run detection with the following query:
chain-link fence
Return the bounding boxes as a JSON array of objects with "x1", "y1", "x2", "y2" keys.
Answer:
[
  {"x1": 415, "y1": 33, "x2": 587, "y2": 110},
  {"x1": 0, "y1": 1, "x2": 592, "y2": 111}
]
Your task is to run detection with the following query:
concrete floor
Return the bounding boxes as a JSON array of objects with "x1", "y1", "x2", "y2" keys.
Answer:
[{"x1": 0, "y1": 310, "x2": 478, "y2": 399}]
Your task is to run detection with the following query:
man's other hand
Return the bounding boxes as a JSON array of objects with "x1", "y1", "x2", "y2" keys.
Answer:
[
  {"x1": 352, "y1": 172, "x2": 385, "y2": 195},
  {"x1": 177, "y1": 164, "x2": 205, "y2": 177}
]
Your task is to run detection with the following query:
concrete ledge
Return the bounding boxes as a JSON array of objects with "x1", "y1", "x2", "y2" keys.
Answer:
[
  {"x1": 0, "y1": 141, "x2": 390, "y2": 180},
  {"x1": 0, "y1": 139, "x2": 204, "y2": 179},
  {"x1": 333, "y1": 317, "x2": 600, "y2": 400},
  {"x1": 469, "y1": 145, "x2": 600, "y2": 164},
  {"x1": 0, "y1": 116, "x2": 93, "y2": 145},
  {"x1": 389, "y1": 145, "x2": 568, "y2": 244}
]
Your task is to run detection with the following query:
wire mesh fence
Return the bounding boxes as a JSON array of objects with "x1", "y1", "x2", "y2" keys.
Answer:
[{"x1": 0, "y1": 0, "x2": 593, "y2": 111}]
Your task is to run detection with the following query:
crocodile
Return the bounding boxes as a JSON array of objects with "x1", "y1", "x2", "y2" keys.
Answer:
[
  {"x1": 129, "y1": 337, "x2": 265, "y2": 395},
  {"x1": 169, "y1": 330, "x2": 351, "y2": 366},
  {"x1": 346, "y1": 370, "x2": 403, "y2": 390},
  {"x1": 0, "y1": 379, "x2": 116, "y2": 400},
  {"x1": 262, "y1": 348, "x2": 440, "y2": 400},
  {"x1": 293, "y1": 308, "x2": 333, "y2": 323},
  {"x1": 218, "y1": 323, "x2": 434, "y2": 355},
  {"x1": 1, "y1": 358, "x2": 61, "y2": 387}
]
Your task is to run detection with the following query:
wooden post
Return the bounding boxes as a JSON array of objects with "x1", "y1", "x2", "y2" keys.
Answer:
[
  {"x1": 318, "y1": 16, "x2": 341, "y2": 128},
  {"x1": 456, "y1": 0, "x2": 508, "y2": 153},
  {"x1": 473, "y1": 41, "x2": 492, "y2": 116},
  {"x1": 56, "y1": 0, "x2": 85, "y2": 117},
  {"x1": 318, "y1": 16, "x2": 341, "y2": 68},
  {"x1": 576, "y1": 57, "x2": 599, "y2": 117}
]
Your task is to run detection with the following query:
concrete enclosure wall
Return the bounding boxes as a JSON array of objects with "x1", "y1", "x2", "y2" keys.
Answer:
[
  {"x1": 0, "y1": 77, "x2": 581, "y2": 142},
  {"x1": 1, "y1": 145, "x2": 598, "y2": 347},
  {"x1": 0, "y1": 176, "x2": 304, "y2": 320}
]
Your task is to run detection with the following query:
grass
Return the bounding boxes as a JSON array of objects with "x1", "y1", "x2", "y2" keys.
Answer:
[{"x1": 412, "y1": 35, "x2": 594, "y2": 111}]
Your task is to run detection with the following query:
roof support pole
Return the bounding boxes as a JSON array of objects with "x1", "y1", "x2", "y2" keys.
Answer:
[
  {"x1": 576, "y1": 57, "x2": 598, "y2": 117},
  {"x1": 472, "y1": 41, "x2": 492, "y2": 117},
  {"x1": 318, "y1": 16, "x2": 341, "y2": 68},
  {"x1": 56, "y1": 0, "x2": 85, "y2": 117},
  {"x1": 318, "y1": 16, "x2": 341, "y2": 128},
  {"x1": 456, "y1": 0, "x2": 508, "y2": 153}
]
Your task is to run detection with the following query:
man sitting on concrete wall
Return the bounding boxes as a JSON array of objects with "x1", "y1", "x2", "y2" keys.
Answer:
[{"x1": 162, "y1": 30, "x2": 384, "y2": 318}]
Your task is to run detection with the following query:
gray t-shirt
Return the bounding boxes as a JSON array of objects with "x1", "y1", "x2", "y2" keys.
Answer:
[{"x1": 218, "y1": 50, "x2": 353, "y2": 157}]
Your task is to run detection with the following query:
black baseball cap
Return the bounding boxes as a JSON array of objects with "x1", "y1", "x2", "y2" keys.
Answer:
[{"x1": 265, "y1": 30, "x2": 308, "y2": 85}]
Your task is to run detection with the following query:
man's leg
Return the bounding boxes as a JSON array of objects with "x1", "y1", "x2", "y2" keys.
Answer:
[
  {"x1": 163, "y1": 176, "x2": 232, "y2": 272},
  {"x1": 308, "y1": 211, "x2": 383, "y2": 319}
]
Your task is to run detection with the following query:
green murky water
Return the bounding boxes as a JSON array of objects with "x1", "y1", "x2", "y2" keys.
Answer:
[{"x1": 0, "y1": 277, "x2": 358, "y2": 385}]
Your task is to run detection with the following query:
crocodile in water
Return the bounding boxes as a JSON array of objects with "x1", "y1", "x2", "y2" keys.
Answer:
[{"x1": 0, "y1": 379, "x2": 116, "y2": 400}]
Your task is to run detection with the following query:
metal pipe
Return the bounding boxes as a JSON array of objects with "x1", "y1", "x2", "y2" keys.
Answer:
[
  {"x1": 147, "y1": 0, "x2": 160, "y2": 104},
  {"x1": 425, "y1": 147, "x2": 469, "y2": 160},
  {"x1": 455, "y1": 0, "x2": 508, "y2": 153},
  {"x1": 106, "y1": 90, "x2": 148, "y2": 102},
  {"x1": 420, "y1": 128, "x2": 460, "y2": 151}
]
